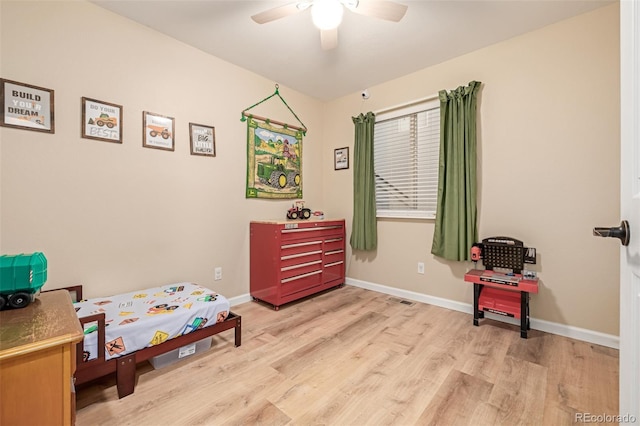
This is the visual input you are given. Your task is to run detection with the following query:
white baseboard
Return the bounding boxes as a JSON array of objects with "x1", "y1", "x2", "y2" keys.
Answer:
[
  {"x1": 345, "y1": 277, "x2": 620, "y2": 349},
  {"x1": 228, "y1": 293, "x2": 252, "y2": 307}
]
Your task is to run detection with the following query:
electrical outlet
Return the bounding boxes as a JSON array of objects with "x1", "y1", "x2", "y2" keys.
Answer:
[
  {"x1": 417, "y1": 262, "x2": 425, "y2": 274},
  {"x1": 214, "y1": 267, "x2": 222, "y2": 281}
]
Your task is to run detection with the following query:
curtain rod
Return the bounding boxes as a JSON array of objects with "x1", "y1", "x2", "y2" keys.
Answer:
[
  {"x1": 241, "y1": 113, "x2": 306, "y2": 132},
  {"x1": 373, "y1": 93, "x2": 439, "y2": 115}
]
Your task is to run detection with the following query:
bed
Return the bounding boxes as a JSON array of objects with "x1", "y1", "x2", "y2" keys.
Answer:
[{"x1": 57, "y1": 283, "x2": 241, "y2": 399}]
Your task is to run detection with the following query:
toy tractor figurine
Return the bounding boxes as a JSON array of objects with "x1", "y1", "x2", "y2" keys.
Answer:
[{"x1": 287, "y1": 201, "x2": 311, "y2": 220}]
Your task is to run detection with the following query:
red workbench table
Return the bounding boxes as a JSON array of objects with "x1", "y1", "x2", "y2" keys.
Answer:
[{"x1": 464, "y1": 269, "x2": 539, "y2": 338}]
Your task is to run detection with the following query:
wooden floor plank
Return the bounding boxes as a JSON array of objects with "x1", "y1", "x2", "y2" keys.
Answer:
[
  {"x1": 457, "y1": 320, "x2": 519, "y2": 383},
  {"x1": 219, "y1": 399, "x2": 291, "y2": 426},
  {"x1": 483, "y1": 355, "x2": 547, "y2": 425},
  {"x1": 417, "y1": 369, "x2": 494, "y2": 425}
]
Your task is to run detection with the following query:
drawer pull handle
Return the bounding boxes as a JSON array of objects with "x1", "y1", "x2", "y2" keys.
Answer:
[
  {"x1": 281, "y1": 250, "x2": 322, "y2": 260},
  {"x1": 281, "y1": 260, "x2": 322, "y2": 271},
  {"x1": 282, "y1": 241, "x2": 323, "y2": 249},
  {"x1": 325, "y1": 250, "x2": 344, "y2": 255},
  {"x1": 281, "y1": 270, "x2": 322, "y2": 283},
  {"x1": 325, "y1": 261, "x2": 344, "y2": 267},
  {"x1": 282, "y1": 226, "x2": 342, "y2": 234},
  {"x1": 325, "y1": 238, "x2": 343, "y2": 243}
]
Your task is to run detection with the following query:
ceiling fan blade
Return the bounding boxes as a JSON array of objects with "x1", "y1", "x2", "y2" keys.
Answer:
[
  {"x1": 321, "y1": 28, "x2": 338, "y2": 50},
  {"x1": 346, "y1": 0, "x2": 408, "y2": 22},
  {"x1": 251, "y1": 2, "x2": 309, "y2": 24}
]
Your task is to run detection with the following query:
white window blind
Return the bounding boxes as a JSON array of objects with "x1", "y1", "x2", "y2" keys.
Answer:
[{"x1": 374, "y1": 99, "x2": 440, "y2": 219}]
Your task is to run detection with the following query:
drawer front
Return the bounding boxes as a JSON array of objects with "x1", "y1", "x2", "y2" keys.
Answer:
[
  {"x1": 280, "y1": 270, "x2": 322, "y2": 296},
  {"x1": 324, "y1": 249, "x2": 344, "y2": 262},
  {"x1": 280, "y1": 225, "x2": 344, "y2": 241},
  {"x1": 281, "y1": 240, "x2": 323, "y2": 258},
  {"x1": 280, "y1": 251, "x2": 322, "y2": 270},
  {"x1": 324, "y1": 260, "x2": 344, "y2": 283},
  {"x1": 280, "y1": 260, "x2": 323, "y2": 280},
  {"x1": 324, "y1": 237, "x2": 344, "y2": 252}
]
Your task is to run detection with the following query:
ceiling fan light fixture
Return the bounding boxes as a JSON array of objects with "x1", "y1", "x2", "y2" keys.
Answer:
[
  {"x1": 343, "y1": 0, "x2": 359, "y2": 10},
  {"x1": 297, "y1": 1, "x2": 312, "y2": 11},
  {"x1": 311, "y1": 0, "x2": 344, "y2": 30}
]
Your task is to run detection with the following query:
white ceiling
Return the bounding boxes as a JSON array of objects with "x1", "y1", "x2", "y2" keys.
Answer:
[{"x1": 91, "y1": 0, "x2": 613, "y2": 101}]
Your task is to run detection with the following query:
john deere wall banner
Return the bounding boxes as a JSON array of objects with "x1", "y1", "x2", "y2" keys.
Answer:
[
  {"x1": 241, "y1": 84, "x2": 307, "y2": 199},
  {"x1": 246, "y1": 117, "x2": 303, "y2": 199}
]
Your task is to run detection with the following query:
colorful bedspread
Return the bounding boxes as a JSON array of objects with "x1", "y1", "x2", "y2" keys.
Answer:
[{"x1": 74, "y1": 283, "x2": 230, "y2": 361}]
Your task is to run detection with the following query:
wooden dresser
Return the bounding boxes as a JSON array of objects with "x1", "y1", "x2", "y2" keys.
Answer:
[
  {"x1": 0, "y1": 290, "x2": 83, "y2": 426},
  {"x1": 250, "y1": 219, "x2": 346, "y2": 309}
]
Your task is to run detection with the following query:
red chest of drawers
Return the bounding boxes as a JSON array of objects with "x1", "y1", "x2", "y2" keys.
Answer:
[{"x1": 250, "y1": 219, "x2": 346, "y2": 310}]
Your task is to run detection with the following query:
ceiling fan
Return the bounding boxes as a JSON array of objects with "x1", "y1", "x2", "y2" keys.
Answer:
[{"x1": 251, "y1": 0, "x2": 408, "y2": 50}]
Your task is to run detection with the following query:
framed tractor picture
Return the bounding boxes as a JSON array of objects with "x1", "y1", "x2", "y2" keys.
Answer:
[
  {"x1": 143, "y1": 111, "x2": 175, "y2": 151},
  {"x1": 82, "y1": 97, "x2": 122, "y2": 143},
  {"x1": 245, "y1": 117, "x2": 302, "y2": 199}
]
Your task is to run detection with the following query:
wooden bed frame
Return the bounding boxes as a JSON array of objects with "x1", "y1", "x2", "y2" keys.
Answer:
[{"x1": 50, "y1": 285, "x2": 241, "y2": 399}]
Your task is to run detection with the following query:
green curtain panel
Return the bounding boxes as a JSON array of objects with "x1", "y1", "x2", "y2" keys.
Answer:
[
  {"x1": 431, "y1": 81, "x2": 482, "y2": 261},
  {"x1": 350, "y1": 112, "x2": 377, "y2": 251}
]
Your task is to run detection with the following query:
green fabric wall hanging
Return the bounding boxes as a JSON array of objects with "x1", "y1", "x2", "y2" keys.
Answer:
[
  {"x1": 241, "y1": 85, "x2": 307, "y2": 199},
  {"x1": 245, "y1": 117, "x2": 303, "y2": 199}
]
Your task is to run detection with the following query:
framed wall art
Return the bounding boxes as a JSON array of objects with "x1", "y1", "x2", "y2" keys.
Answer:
[
  {"x1": 334, "y1": 147, "x2": 349, "y2": 170},
  {"x1": 143, "y1": 111, "x2": 175, "y2": 151},
  {"x1": 189, "y1": 122, "x2": 215, "y2": 157},
  {"x1": 0, "y1": 78, "x2": 54, "y2": 133},
  {"x1": 82, "y1": 97, "x2": 123, "y2": 143}
]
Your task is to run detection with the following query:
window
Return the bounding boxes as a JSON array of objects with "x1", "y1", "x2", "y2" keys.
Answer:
[{"x1": 374, "y1": 99, "x2": 440, "y2": 219}]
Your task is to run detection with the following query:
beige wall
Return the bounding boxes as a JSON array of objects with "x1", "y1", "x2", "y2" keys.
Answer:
[
  {"x1": 323, "y1": 4, "x2": 620, "y2": 335},
  {"x1": 1, "y1": 2, "x2": 620, "y2": 336},
  {"x1": 0, "y1": 0, "x2": 325, "y2": 299}
]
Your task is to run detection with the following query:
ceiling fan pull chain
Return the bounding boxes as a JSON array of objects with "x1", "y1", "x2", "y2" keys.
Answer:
[{"x1": 240, "y1": 84, "x2": 308, "y2": 135}]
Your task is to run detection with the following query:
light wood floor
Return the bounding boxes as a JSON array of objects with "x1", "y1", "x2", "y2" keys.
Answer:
[{"x1": 75, "y1": 285, "x2": 618, "y2": 425}]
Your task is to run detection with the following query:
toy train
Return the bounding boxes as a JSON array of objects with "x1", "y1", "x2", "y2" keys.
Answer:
[{"x1": 0, "y1": 252, "x2": 47, "y2": 310}]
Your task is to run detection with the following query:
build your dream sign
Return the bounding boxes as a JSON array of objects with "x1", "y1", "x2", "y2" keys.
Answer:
[{"x1": 1, "y1": 78, "x2": 54, "y2": 133}]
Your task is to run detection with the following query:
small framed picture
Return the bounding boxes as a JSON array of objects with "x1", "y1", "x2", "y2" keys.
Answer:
[
  {"x1": 189, "y1": 123, "x2": 216, "y2": 157},
  {"x1": 143, "y1": 111, "x2": 174, "y2": 151},
  {"x1": 82, "y1": 97, "x2": 123, "y2": 143},
  {"x1": 334, "y1": 147, "x2": 349, "y2": 170},
  {"x1": 0, "y1": 78, "x2": 54, "y2": 133}
]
